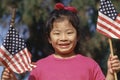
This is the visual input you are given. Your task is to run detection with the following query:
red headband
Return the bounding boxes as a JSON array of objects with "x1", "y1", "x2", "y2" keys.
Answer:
[{"x1": 54, "y1": 3, "x2": 77, "y2": 13}]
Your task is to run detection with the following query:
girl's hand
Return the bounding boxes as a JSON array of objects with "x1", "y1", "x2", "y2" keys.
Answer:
[
  {"x1": 1, "y1": 68, "x2": 17, "y2": 80},
  {"x1": 107, "y1": 54, "x2": 120, "y2": 74},
  {"x1": 106, "y1": 54, "x2": 120, "y2": 80}
]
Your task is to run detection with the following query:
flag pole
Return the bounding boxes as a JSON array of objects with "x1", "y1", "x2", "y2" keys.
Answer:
[
  {"x1": 108, "y1": 38, "x2": 117, "y2": 80},
  {"x1": 10, "y1": 8, "x2": 16, "y2": 27},
  {"x1": 5, "y1": 7, "x2": 16, "y2": 71}
]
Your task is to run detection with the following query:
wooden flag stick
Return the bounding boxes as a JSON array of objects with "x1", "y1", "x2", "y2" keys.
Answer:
[
  {"x1": 108, "y1": 38, "x2": 117, "y2": 80},
  {"x1": 5, "y1": 8, "x2": 16, "y2": 70},
  {"x1": 10, "y1": 8, "x2": 16, "y2": 27}
]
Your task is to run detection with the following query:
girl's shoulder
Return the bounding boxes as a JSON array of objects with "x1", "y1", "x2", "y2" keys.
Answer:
[
  {"x1": 36, "y1": 54, "x2": 53, "y2": 65},
  {"x1": 77, "y1": 54, "x2": 98, "y2": 64}
]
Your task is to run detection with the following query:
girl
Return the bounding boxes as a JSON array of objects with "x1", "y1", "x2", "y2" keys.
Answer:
[{"x1": 28, "y1": 3, "x2": 120, "y2": 80}]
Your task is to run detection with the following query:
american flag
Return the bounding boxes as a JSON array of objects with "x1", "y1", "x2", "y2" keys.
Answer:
[
  {"x1": 0, "y1": 25, "x2": 36, "y2": 74},
  {"x1": 97, "y1": 0, "x2": 120, "y2": 39}
]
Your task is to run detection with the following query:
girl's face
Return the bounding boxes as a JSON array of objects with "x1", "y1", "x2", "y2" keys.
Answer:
[{"x1": 49, "y1": 19, "x2": 78, "y2": 56}]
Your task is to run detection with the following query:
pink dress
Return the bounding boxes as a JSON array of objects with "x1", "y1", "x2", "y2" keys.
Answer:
[{"x1": 29, "y1": 54, "x2": 105, "y2": 80}]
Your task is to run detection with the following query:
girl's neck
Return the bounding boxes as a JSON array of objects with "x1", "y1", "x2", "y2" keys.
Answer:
[{"x1": 53, "y1": 52, "x2": 76, "y2": 59}]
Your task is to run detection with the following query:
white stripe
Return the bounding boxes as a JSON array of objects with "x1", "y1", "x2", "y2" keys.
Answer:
[
  {"x1": 19, "y1": 50, "x2": 31, "y2": 71},
  {"x1": 9, "y1": 55, "x2": 23, "y2": 73},
  {"x1": 24, "y1": 48, "x2": 31, "y2": 63},
  {"x1": 97, "y1": 25, "x2": 118, "y2": 39},
  {"x1": 15, "y1": 52, "x2": 26, "y2": 73},
  {"x1": 116, "y1": 16, "x2": 120, "y2": 21},
  {"x1": 0, "y1": 46, "x2": 13, "y2": 58},
  {"x1": 0, "y1": 46, "x2": 18, "y2": 73},
  {"x1": 1, "y1": 46, "x2": 24, "y2": 73},
  {"x1": 24, "y1": 48, "x2": 33, "y2": 70},
  {"x1": 98, "y1": 18, "x2": 120, "y2": 34},
  {"x1": 0, "y1": 46, "x2": 10, "y2": 64},
  {"x1": 24, "y1": 48, "x2": 36, "y2": 69},
  {"x1": 99, "y1": 12, "x2": 120, "y2": 28}
]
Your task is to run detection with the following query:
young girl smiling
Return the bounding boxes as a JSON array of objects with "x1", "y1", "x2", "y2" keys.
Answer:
[{"x1": 28, "y1": 3, "x2": 120, "y2": 80}]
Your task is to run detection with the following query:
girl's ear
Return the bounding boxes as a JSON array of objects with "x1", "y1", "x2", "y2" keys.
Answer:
[
  {"x1": 46, "y1": 34, "x2": 51, "y2": 44},
  {"x1": 48, "y1": 37, "x2": 52, "y2": 44}
]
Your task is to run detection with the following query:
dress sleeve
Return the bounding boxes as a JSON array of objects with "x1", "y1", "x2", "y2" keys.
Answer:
[
  {"x1": 28, "y1": 68, "x2": 39, "y2": 80},
  {"x1": 92, "y1": 61, "x2": 105, "y2": 80},
  {"x1": 28, "y1": 75, "x2": 36, "y2": 80}
]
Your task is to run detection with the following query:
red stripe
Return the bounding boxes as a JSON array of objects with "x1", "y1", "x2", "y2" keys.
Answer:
[
  {"x1": 0, "y1": 48, "x2": 11, "y2": 61},
  {"x1": 16, "y1": 48, "x2": 33, "y2": 72},
  {"x1": 96, "y1": 28, "x2": 111, "y2": 38},
  {"x1": 115, "y1": 15, "x2": 120, "y2": 23},
  {"x1": 18, "y1": 49, "x2": 30, "y2": 71},
  {"x1": 22, "y1": 49, "x2": 32, "y2": 70},
  {"x1": 97, "y1": 21, "x2": 120, "y2": 38},
  {"x1": 25, "y1": 49, "x2": 32, "y2": 63},
  {"x1": 0, "y1": 47, "x2": 21, "y2": 73},
  {"x1": 24, "y1": 48, "x2": 35, "y2": 70},
  {"x1": 0, "y1": 49, "x2": 9, "y2": 68},
  {"x1": 97, "y1": 16, "x2": 120, "y2": 38},
  {"x1": 98, "y1": 16, "x2": 120, "y2": 31},
  {"x1": 0, "y1": 46, "x2": 33, "y2": 73},
  {"x1": 14, "y1": 52, "x2": 26, "y2": 73}
]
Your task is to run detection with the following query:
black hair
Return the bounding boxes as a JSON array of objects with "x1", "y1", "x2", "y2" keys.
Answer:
[{"x1": 45, "y1": 9, "x2": 81, "y2": 54}]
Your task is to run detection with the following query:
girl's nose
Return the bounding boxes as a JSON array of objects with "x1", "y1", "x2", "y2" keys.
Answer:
[{"x1": 60, "y1": 33, "x2": 67, "y2": 41}]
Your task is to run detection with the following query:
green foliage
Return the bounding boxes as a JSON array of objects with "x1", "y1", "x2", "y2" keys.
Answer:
[
  {"x1": 70, "y1": 0, "x2": 96, "y2": 26},
  {"x1": 0, "y1": 0, "x2": 50, "y2": 25},
  {"x1": 71, "y1": 0, "x2": 96, "y2": 10},
  {"x1": 18, "y1": 0, "x2": 45, "y2": 25}
]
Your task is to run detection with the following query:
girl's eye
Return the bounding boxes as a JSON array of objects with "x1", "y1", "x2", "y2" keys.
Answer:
[
  {"x1": 53, "y1": 32, "x2": 60, "y2": 35},
  {"x1": 67, "y1": 32, "x2": 73, "y2": 34}
]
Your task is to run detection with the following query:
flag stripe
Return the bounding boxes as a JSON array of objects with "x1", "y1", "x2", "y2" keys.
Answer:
[
  {"x1": 19, "y1": 51, "x2": 29, "y2": 71},
  {"x1": 15, "y1": 52, "x2": 26, "y2": 73},
  {"x1": 0, "y1": 46, "x2": 19, "y2": 72},
  {"x1": 96, "y1": 27, "x2": 111, "y2": 38},
  {"x1": 97, "y1": 25, "x2": 118, "y2": 38},
  {"x1": 23, "y1": 49, "x2": 33, "y2": 70},
  {"x1": 23, "y1": 49, "x2": 31, "y2": 64},
  {"x1": 20, "y1": 49, "x2": 32, "y2": 71},
  {"x1": 0, "y1": 48, "x2": 11, "y2": 67},
  {"x1": 3, "y1": 45, "x2": 25, "y2": 73},
  {"x1": 97, "y1": 18, "x2": 120, "y2": 35},
  {"x1": 0, "y1": 46, "x2": 33, "y2": 73},
  {"x1": 98, "y1": 12, "x2": 120, "y2": 30},
  {"x1": 97, "y1": 12, "x2": 120, "y2": 39},
  {"x1": 115, "y1": 15, "x2": 120, "y2": 23},
  {"x1": 10, "y1": 56, "x2": 24, "y2": 73},
  {"x1": 97, "y1": 19, "x2": 120, "y2": 37}
]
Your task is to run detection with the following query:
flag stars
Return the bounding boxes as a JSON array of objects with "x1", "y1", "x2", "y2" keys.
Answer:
[
  {"x1": 3, "y1": 26, "x2": 26, "y2": 55},
  {"x1": 100, "y1": 0, "x2": 118, "y2": 20}
]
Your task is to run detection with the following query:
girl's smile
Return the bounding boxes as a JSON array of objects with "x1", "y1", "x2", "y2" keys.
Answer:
[{"x1": 58, "y1": 42, "x2": 70, "y2": 49}]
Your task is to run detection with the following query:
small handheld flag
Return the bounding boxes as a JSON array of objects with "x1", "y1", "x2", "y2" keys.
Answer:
[
  {"x1": 97, "y1": 0, "x2": 120, "y2": 39},
  {"x1": 97, "y1": 0, "x2": 119, "y2": 80},
  {"x1": 0, "y1": 8, "x2": 36, "y2": 74}
]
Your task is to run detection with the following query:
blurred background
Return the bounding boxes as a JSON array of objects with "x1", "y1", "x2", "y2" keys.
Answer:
[{"x1": 0, "y1": 0, "x2": 120, "y2": 79}]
